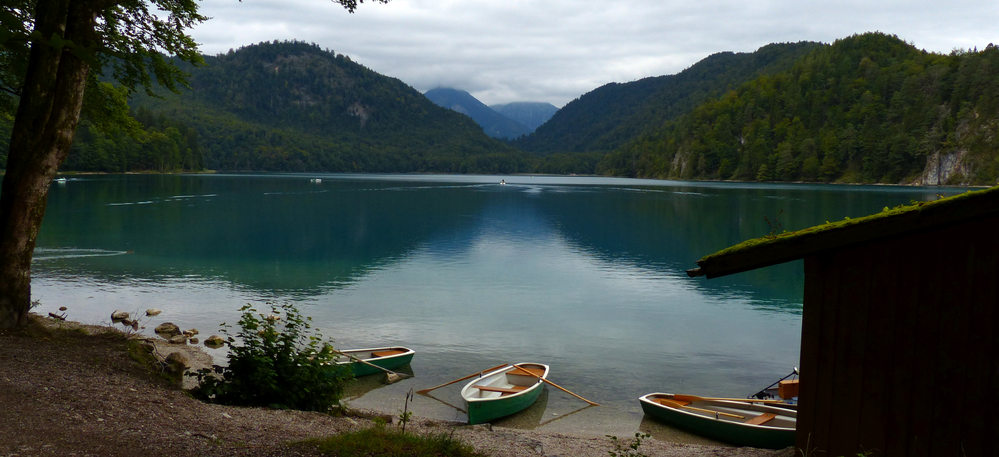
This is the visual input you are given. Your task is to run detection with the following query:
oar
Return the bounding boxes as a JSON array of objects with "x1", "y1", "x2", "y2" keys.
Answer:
[
  {"x1": 420, "y1": 391, "x2": 467, "y2": 413},
  {"x1": 750, "y1": 368, "x2": 798, "y2": 399},
  {"x1": 670, "y1": 394, "x2": 793, "y2": 405},
  {"x1": 415, "y1": 363, "x2": 510, "y2": 395},
  {"x1": 537, "y1": 403, "x2": 597, "y2": 427},
  {"x1": 512, "y1": 363, "x2": 600, "y2": 406},
  {"x1": 656, "y1": 398, "x2": 745, "y2": 419},
  {"x1": 334, "y1": 350, "x2": 412, "y2": 384}
]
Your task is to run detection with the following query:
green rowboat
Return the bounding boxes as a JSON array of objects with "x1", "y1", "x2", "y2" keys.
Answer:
[
  {"x1": 335, "y1": 347, "x2": 414, "y2": 377},
  {"x1": 639, "y1": 393, "x2": 796, "y2": 449},
  {"x1": 460, "y1": 363, "x2": 549, "y2": 424}
]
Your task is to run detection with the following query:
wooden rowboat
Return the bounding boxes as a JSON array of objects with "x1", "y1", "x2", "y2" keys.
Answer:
[
  {"x1": 639, "y1": 393, "x2": 796, "y2": 449},
  {"x1": 460, "y1": 363, "x2": 549, "y2": 424},
  {"x1": 335, "y1": 347, "x2": 414, "y2": 377}
]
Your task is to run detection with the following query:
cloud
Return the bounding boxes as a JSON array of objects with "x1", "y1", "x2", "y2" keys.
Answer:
[{"x1": 190, "y1": 0, "x2": 999, "y2": 107}]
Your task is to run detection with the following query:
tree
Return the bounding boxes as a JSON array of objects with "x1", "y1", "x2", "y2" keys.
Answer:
[{"x1": 0, "y1": 0, "x2": 386, "y2": 329}]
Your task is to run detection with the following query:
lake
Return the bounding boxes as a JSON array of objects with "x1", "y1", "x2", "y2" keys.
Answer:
[{"x1": 31, "y1": 174, "x2": 964, "y2": 441}]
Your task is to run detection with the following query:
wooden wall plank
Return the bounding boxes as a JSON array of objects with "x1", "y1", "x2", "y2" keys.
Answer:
[
  {"x1": 797, "y1": 256, "x2": 827, "y2": 453},
  {"x1": 829, "y1": 250, "x2": 870, "y2": 454},
  {"x1": 925, "y1": 227, "x2": 964, "y2": 456},
  {"x1": 956, "y1": 218, "x2": 999, "y2": 456},
  {"x1": 856, "y1": 242, "x2": 898, "y2": 455}
]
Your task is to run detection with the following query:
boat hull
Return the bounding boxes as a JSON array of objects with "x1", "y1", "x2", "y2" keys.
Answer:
[
  {"x1": 461, "y1": 363, "x2": 549, "y2": 424},
  {"x1": 336, "y1": 347, "x2": 415, "y2": 377},
  {"x1": 639, "y1": 393, "x2": 796, "y2": 449}
]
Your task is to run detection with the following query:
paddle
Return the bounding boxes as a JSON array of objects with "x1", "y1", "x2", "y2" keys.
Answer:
[
  {"x1": 750, "y1": 368, "x2": 798, "y2": 399},
  {"x1": 669, "y1": 394, "x2": 793, "y2": 406},
  {"x1": 415, "y1": 363, "x2": 510, "y2": 394},
  {"x1": 656, "y1": 398, "x2": 745, "y2": 419},
  {"x1": 334, "y1": 350, "x2": 412, "y2": 384},
  {"x1": 511, "y1": 363, "x2": 600, "y2": 406}
]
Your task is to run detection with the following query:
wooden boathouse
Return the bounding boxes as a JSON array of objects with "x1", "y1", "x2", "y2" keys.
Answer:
[{"x1": 687, "y1": 186, "x2": 999, "y2": 456}]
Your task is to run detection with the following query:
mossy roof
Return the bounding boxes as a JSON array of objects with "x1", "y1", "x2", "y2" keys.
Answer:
[{"x1": 687, "y1": 185, "x2": 999, "y2": 279}]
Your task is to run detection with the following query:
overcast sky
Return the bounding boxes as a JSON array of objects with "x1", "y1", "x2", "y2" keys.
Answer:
[{"x1": 190, "y1": 0, "x2": 999, "y2": 107}]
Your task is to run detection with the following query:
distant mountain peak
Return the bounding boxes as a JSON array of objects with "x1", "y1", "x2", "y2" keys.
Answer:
[
  {"x1": 490, "y1": 102, "x2": 559, "y2": 131},
  {"x1": 424, "y1": 88, "x2": 538, "y2": 140}
]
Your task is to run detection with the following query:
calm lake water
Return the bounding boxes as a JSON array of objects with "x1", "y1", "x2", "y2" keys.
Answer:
[{"x1": 31, "y1": 174, "x2": 965, "y2": 441}]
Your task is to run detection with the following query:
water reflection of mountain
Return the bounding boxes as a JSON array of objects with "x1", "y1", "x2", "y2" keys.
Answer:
[
  {"x1": 526, "y1": 182, "x2": 963, "y2": 308},
  {"x1": 35, "y1": 175, "x2": 963, "y2": 307},
  {"x1": 36, "y1": 175, "x2": 491, "y2": 293},
  {"x1": 525, "y1": 184, "x2": 803, "y2": 305}
]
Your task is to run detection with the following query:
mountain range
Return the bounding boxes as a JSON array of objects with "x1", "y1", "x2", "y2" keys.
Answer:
[
  {"x1": 3, "y1": 32, "x2": 998, "y2": 185},
  {"x1": 490, "y1": 102, "x2": 559, "y2": 132},
  {"x1": 423, "y1": 88, "x2": 558, "y2": 139}
]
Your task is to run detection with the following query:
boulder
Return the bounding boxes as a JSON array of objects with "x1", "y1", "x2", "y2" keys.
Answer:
[
  {"x1": 110, "y1": 310, "x2": 129, "y2": 321},
  {"x1": 154, "y1": 322, "x2": 181, "y2": 337},
  {"x1": 165, "y1": 351, "x2": 190, "y2": 370},
  {"x1": 183, "y1": 328, "x2": 199, "y2": 337},
  {"x1": 163, "y1": 352, "x2": 189, "y2": 386},
  {"x1": 204, "y1": 335, "x2": 225, "y2": 349},
  {"x1": 119, "y1": 319, "x2": 138, "y2": 331},
  {"x1": 145, "y1": 308, "x2": 162, "y2": 317},
  {"x1": 168, "y1": 335, "x2": 188, "y2": 345}
]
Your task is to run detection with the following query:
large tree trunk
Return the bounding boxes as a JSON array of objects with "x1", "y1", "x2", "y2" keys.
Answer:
[{"x1": 0, "y1": 0, "x2": 99, "y2": 328}]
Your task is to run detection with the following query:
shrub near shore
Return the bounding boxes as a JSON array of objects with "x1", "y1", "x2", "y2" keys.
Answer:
[{"x1": 189, "y1": 302, "x2": 352, "y2": 411}]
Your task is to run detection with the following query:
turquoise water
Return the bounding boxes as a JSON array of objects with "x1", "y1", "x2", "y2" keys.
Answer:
[{"x1": 32, "y1": 174, "x2": 964, "y2": 438}]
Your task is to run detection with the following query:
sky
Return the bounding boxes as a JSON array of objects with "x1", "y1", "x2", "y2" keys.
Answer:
[{"x1": 190, "y1": 0, "x2": 999, "y2": 108}]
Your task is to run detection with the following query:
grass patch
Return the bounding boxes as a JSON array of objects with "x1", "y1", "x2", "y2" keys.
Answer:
[{"x1": 299, "y1": 425, "x2": 489, "y2": 457}]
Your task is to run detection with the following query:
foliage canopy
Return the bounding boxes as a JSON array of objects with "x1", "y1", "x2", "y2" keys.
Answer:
[
  {"x1": 190, "y1": 302, "x2": 353, "y2": 411},
  {"x1": 599, "y1": 33, "x2": 999, "y2": 185}
]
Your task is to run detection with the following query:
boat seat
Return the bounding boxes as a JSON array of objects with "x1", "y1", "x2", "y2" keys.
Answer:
[
  {"x1": 744, "y1": 412, "x2": 776, "y2": 425},
  {"x1": 507, "y1": 366, "x2": 544, "y2": 377},
  {"x1": 473, "y1": 385, "x2": 528, "y2": 395},
  {"x1": 654, "y1": 398, "x2": 690, "y2": 407},
  {"x1": 371, "y1": 349, "x2": 406, "y2": 358}
]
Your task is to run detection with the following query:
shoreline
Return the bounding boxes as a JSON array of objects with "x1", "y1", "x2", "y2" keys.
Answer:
[
  {"x1": 29, "y1": 307, "x2": 762, "y2": 448},
  {"x1": 0, "y1": 314, "x2": 787, "y2": 456},
  {"x1": 46, "y1": 169, "x2": 988, "y2": 188}
]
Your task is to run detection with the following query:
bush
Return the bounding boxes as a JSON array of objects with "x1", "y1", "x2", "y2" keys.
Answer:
[{"x1": 190, "y1": 302, "x2": 352, "y2": 411}]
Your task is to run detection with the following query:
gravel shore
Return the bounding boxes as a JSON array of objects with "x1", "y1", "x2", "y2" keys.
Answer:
[{"x1": 0, "y1": 315, "x2": 786, "y2": 457}]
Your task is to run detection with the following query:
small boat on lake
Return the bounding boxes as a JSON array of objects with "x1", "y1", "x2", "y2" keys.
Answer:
[
  {"x1": 460, "y1": 363, "x2": 549, "y2": 424},
  {"x1": 639, "y1": 393, "x2": 796, "y2": 449},
  {"x1": 335, "y1": 346, "x2": 414, "y2": 377}
]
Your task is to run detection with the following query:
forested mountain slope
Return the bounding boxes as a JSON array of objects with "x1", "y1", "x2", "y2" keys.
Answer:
[
  {"x1": 599, "y1": 33, "x2": 999, "y2": 185},
  {"x1": 122, "y1": 41, "x2": 525, "y2": 173},
  {"x1": 514, "y1": 41, "x2": 823, "y2": 155}
]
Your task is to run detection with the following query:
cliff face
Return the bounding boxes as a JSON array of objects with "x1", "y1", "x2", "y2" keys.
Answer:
[
  {"x1": 916, "y1": 151, "x2": 974, "y2": 185},
  {"x1": 916, "y1": 110, "x2": 999, "y2": 186}
]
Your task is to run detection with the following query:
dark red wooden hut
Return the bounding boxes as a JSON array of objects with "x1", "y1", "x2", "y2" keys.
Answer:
[{"x1": 687, "y1": 186, "x2": 999, "y2": 456}]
